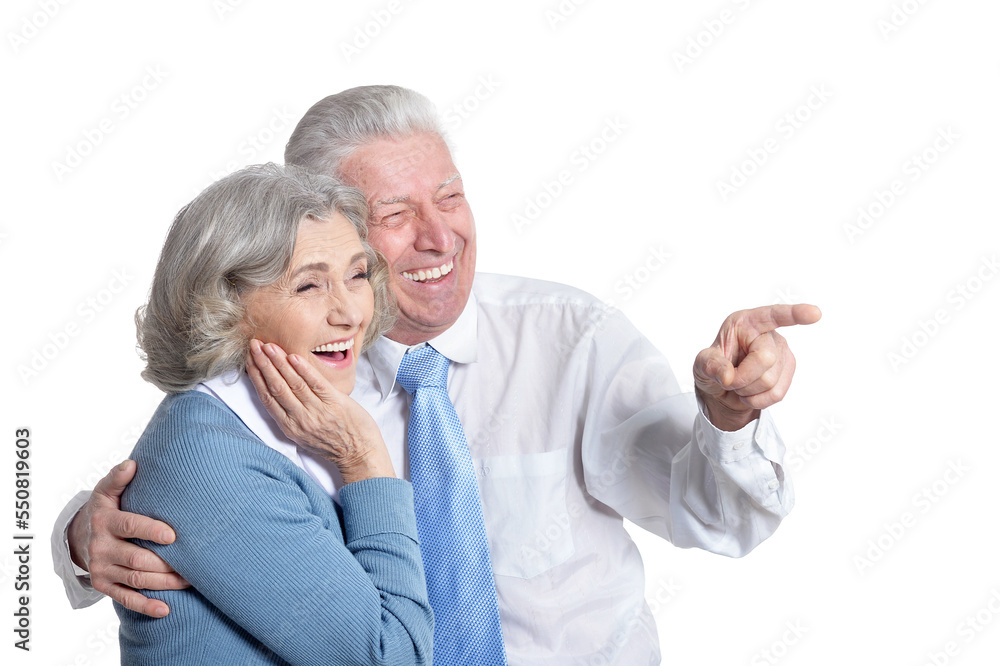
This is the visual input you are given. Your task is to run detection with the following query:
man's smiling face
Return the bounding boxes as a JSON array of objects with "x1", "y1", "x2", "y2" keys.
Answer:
[{"x1": 339, "y1": 132, "x2": 477, "y2": 346}]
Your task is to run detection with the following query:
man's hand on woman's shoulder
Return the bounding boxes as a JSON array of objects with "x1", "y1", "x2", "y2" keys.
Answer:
[{"x1": 68, "y1": 459, "x2": 190, "y2": 618}]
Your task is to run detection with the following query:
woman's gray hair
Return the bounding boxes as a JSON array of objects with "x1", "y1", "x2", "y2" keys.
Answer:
[
  {"x1": 284, "y1": 85, "x2": 448, "y2": 178},
  {"x1": 136, "y1": 163, "x2": 395, "y2": 394}
]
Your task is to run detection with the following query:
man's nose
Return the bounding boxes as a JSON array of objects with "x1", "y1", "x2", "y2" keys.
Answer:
[{"x1": 413, "y1": 208, "x2": 455, "y2": 254}]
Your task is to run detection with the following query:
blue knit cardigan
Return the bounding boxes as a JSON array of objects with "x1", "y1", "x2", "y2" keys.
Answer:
[{"x1": 115, "y1": 390, "x2": 433, "y2": 665}]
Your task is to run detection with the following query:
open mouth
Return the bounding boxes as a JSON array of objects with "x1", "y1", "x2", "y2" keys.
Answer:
[
  {"x1": 402, "y1": 259, "x2": 454, "y2": 284},
  {"x1": 310, "y1": 338, "x2": 355, "y2": 362}
]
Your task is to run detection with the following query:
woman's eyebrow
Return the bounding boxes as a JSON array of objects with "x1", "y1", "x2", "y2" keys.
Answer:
[
  {"x1": 291, "y1": 253, "x2": 366, "y2": 277},
  {"x1": 290, "y1": 262, "x2": 328, "y2": 277}
]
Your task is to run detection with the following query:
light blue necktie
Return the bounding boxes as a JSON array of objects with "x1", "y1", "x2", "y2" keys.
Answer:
[{"x1": 396, "y1": 345, "x2": 507, "y2": 665}]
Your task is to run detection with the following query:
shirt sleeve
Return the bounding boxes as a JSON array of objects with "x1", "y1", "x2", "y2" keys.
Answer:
[
  {"x1": 579, "y1": 305, "x2": 793, "y2": 557},
  {"x1": 50, "y1": 490, "x2": 105, "y2": 608},
  {"x1": 122, "y1": 393, "x2": 433, "y2": 665}
]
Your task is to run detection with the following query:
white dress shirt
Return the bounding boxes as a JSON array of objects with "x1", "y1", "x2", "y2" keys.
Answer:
[{"x1": 53, "y1": 272, "x2": 792, "y2": 665}]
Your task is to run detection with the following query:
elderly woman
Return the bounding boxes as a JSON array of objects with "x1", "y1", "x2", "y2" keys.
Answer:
[{"x1": 115, "y1": 163, "x2": 432, "y2": 664}]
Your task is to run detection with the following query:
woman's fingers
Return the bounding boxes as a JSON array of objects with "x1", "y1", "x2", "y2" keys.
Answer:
[
  {"x1": 245, "y1": 346, "x2": 278, "y2": 412},
  {"x1": 286, "y1": 353, "x2": 340, "y2": 403},
  {"x1": 248, "y1": 339, "x2": 306, "y2": 416}
]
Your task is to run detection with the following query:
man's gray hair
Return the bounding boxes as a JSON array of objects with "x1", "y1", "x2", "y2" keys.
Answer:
[
  {"x1": 284, "y1": 85, "x2": 448, "y2": 178},
  {"x1": 136, "y1": 163, "x2": 395, "y2": 394}
]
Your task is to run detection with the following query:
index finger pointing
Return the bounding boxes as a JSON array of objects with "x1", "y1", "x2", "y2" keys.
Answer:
[{"x1": 743, "y1": 303, "x2": 822, "y2": 335}]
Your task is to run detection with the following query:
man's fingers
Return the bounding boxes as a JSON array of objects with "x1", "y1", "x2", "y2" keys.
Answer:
[
  {"x1": 92, "y1": 537, "x2": 178, "y2": 575},
  {"x1": 92, "y1": 459, "x2": 138, "y2": 503},
  {"x1": 740, "y1": 303, "x2": 822, "y2": 337},
  {"x1": 737, "y1": 357, "x2": 796, "y2": 410},
  {"x1": 108, "y1": 564, "x2": 191, "y2": 592},
  {"x1": 730, "y1": 332, "x2": 782, "y2": 392},
  {"x1": 694, "y1": 346, "x2": 735, "y2": 390},
  {"x1": 103, "y1": 509, "x2": 176, "y2": 545},
  {"x1": 103, "y1": 582, "x2": 171, "y2": 618},
  {"x1": 734, "y1": 357, "x2": 785, "y2": 397}
]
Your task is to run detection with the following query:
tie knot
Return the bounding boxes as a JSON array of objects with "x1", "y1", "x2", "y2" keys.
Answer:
[{"x1": 396, "y1": 345, "x2": 451, "y2": 394}]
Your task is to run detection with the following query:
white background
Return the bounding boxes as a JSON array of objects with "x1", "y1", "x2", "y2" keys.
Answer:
[{"x1": 4, "y1": 1, "x2": 999, "y2": 664}]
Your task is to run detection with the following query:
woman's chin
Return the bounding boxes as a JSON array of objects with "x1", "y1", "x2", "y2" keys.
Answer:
[{"x1": 309, "y1": 353, "x2": 357, "y2": 395}]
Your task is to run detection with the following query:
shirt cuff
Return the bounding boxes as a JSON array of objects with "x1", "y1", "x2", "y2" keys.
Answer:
[
  {"x1": 50, "y1": 491, "x2": 105, "y2": 609},
  {"x1": 339, "y1": 477, "x2": 420, "y2": 544},
  {"x1": 694, "y1": 399, "x2": 790, "y2": 504},
  {"x1": 694, "y1": 398, "x2": 765, "y2": 462}
]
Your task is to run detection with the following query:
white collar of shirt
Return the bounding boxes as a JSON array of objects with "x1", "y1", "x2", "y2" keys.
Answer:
[
  {"x1": 366, "y1": 288, "x2": 479, "y2": 401},
  {"x1": 194, "y1": 371, "x2": 345, "y2": 501}
]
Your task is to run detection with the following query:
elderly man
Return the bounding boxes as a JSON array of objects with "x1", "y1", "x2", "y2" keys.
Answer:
[{"x1": 53, "y1": 85, "x2": 820, "y2": 665}]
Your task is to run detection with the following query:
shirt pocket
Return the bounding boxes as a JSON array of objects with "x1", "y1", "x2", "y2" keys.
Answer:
[{"x1": 476, "y1": 448, "x2": 576, "y2": 579}]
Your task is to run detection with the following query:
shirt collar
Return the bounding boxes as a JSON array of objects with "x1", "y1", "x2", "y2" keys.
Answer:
[
  {"x1": 195, "y1": 370, "x2": 344, "y2": 498},
  {"x1": 366, "y1": 288, "x2": 479, "y2": 401}
]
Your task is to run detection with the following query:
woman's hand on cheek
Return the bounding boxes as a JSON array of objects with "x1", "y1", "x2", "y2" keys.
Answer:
[{"x1": 246, "y1": 339, "x2": 396, "y2": 484}]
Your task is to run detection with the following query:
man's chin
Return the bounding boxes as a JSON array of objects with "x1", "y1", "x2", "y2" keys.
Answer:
[{"x1": 387, "y1": 308, "x2": 464, "y2": 345}]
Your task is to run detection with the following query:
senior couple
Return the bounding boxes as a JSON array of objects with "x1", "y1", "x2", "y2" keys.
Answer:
[{"x1": 53, "y1": 85, "x2": 820, "y2": 665}]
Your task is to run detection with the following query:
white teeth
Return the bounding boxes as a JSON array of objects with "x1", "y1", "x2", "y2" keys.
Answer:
[
  {"x1": 403, "y1": 260, "x2": 454, "y2": 282},
  {"x1": 310, "y1": 338, "x2": 355, "y2": 353}
]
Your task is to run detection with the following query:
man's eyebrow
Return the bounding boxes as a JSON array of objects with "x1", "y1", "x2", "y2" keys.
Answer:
[{"x1": 373, "y1": 174, "x2": 460, "y2": 207}]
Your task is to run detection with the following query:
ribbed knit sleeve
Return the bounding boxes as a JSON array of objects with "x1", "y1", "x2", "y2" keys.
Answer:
[{"x1": 117, "y1": 391, "x2": 432, "y2": 666}]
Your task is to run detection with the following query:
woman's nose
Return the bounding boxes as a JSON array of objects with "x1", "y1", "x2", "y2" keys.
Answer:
[{"x1": 326, "y1": 290, "x2": 364, "y2": 328}]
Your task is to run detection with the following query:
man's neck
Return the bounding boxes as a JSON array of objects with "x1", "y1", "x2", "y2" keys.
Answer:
[{"x1": 385, "y1": 324, "x2": 455, "y2": 347}]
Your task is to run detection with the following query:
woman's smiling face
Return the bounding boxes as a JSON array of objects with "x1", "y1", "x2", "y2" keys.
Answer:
[{"x1": 243, "y1": 213, "x2": 374, "y2": 395}]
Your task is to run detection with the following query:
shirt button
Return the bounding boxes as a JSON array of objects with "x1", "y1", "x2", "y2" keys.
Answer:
[
  {"x1": 768, "y1": 479, "x2": 779, "y2": 491},
  {"x1": 733, "y1": 440, "x2": 745, "y2": 451}
]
